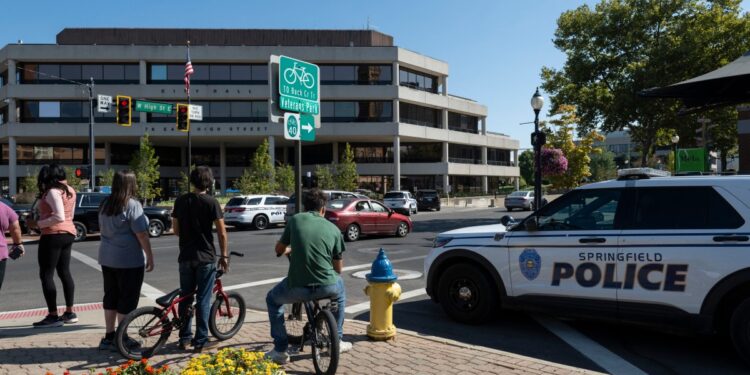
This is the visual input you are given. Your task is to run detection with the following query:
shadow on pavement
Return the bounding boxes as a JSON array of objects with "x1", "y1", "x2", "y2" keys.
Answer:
[
  {"x1": 353, "y1": 299, "x2": 602, "y2": 372},
  {"x1": 0, "y1": 324, "x2": 100, "y2": 339}
]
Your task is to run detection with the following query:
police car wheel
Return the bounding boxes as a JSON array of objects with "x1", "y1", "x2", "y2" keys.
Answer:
[
  {"x1": 253, "y1": 215, "x2": 269, "y2": 230},
  {"x1": 437, "y1": 263, "x2": 498, "y2": 324},
  {"x1": 730, "y1": 298, "x2": 750, "y2": 364}
]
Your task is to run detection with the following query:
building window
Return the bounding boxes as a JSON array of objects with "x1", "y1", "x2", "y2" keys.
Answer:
[
  {"x1": 449, "y1": 144, "x2": 482, "y2": 164},
  {"x1": 401, "y1": 143, "x2": 442, "y2": 163},
  {"x1": 0, "y1": 70, "x2": 7, "y2": 87},
  {"x1": 342, "y1": 143, "x2": 394, "y2": 163},
  {"x1": 401, "y1": 175, "x2": 439, "y2": 192},
  {"x1": 154, "y1": 146, "x2": 181, "y2": 167},
  {"x1": 399, "y1": 67, "x2": 438, "y2": 93},
  {"x1": 110, "y1": 144, "x2": 139, "y2": 165},
  {"x1": 10, "y1": 144, "x2": 104, "y2": 165},
  {"x1": 319, "y1": 64, "x2": 392, "y2": 85},
  {"x1": 226, "y1": 147, "x2": 256, "y2": 167},
  {"x1": 148, "y1": 64, "x2": 268, "y2": 84},
  {"x1": 300, "y1": 144, "x2": 333, "y2": 165},
  {"x1": 487, "y1": 148, "x2": 512, "y2": 166},
  {"x1": 321, "y1": 101, "x2": 392, "y2": 122},
  {"x1": 148, "y1": 101, "x2": 268, "y2": 123},
  {"x1": 449, "y1": 175, "x2": 483, "y2": 194},
  {"x1": 193, "y1": 147, "x2": 220, "y2": 167},
  {"x1": 399, "y1": 102, "x2": 441, "y2": 128},
  {"x1": 19, "y1": 101, "x2": 118, "y2": 123},
  {"x1": 448, "y1": 112, "x2": 479, "y2": 134},
  {"x1": 18, "y1": 64, "x2": 139, "y2": 84}
]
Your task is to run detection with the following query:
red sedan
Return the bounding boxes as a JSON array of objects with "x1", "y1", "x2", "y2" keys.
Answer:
[{"x1": 324, "y1": 198, "x2": 413, "y2": 242}]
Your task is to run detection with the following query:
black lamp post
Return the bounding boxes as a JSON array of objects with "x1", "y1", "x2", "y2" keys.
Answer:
[
  {"x1": 530, "y1": 88, "x2": 544, "y2": 210},
  {"x1": 671, "y1": 134, "x2": 680, "y2": 173}
]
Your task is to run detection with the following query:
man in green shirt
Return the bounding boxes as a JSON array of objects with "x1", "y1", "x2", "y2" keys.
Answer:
[{"x1": 265, "y1": 189, "x2": 351, "y2": 364}]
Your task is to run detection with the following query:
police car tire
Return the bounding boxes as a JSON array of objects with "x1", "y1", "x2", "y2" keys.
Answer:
[
  {"x1": 253, "y1": 215, "x2": 269, "y2": 230},
  {"x1": 730, "y1": 298, "x2": 750, "y2": 364},
  {"x1": 437, "y1": 263, "x2": 498, "y2": 324}
]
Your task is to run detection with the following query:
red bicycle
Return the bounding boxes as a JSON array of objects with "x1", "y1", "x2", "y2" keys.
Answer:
[{"x1": 115, "y1": 252, "x2": 246, "y2": 359}]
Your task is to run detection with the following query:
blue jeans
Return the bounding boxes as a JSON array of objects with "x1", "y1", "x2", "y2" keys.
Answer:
[
  {"x1": 178, "y1": 261, "x2": 216, "y2": 346},
  {"x1": 266, "y1": 276, "x2": 346, "y2": 352}
]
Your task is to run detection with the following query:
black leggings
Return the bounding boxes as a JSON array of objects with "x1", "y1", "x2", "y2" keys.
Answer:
[{"x1": 38, "y1": 233, "x2": 75, "y2": 313}]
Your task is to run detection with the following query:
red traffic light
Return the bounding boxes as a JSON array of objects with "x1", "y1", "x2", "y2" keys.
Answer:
[
  {"x1": 75, "y1": 168, "x2": 82, "y2": 178},
  {"x1": 120, "y1": 100, "x2": 129, "y2": 107},
  {"x1": 179, "y1": 106, "x2": 188, "y2": 113}
]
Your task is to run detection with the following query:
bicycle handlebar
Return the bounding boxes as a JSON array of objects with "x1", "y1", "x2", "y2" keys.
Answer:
[{"x1": 230, "y1": 251, "x2": 244, "y2": 258}]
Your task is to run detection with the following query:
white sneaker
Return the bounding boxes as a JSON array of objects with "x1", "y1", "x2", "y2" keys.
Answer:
[
  {"x1": 339, "y1": 341, "x2": 353, "y2": 353},
  {"x1": 265, "y1": 349, "x2": 290, "y2": 365}
]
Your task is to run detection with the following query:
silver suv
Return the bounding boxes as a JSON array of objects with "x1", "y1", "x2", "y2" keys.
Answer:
[{"x1": 384, "y1": 191, "x2": 418, "y2": 216}]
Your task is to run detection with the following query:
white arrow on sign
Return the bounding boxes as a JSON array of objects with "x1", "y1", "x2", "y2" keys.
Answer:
[{"x1": 302, "y1": 123, "x2": 313, "y2": 133}]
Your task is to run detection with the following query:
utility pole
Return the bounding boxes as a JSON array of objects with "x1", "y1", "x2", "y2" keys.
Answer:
[{"x1": 87, "y1": 77, "x2": 95, "y2": 191}]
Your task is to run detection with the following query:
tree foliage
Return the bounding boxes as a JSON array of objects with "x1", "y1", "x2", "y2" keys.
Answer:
[
  {"x1": 518, "y1": 150, "x2": 535, "y2": 185},
  {"x1": 20, "y1": 172, "x2": 38, "y2": 195},
  {"x1": 236, "y1": 139, "x2": 276, "y2": 194},
  {"x1": 63, "y1": 166, "x2": 83, "y2": 192},
  {"x1": 98, "y1": 168, "x2": 115, "y2": 187},
  {"x1": 129, "y1": 133, "x2": 161, "y2": 204},
  {"x1": 275, "y1": 164, "x2": 295, "y2": 194},
  {"x1": 542, "y1": 105, "x2": 605, "y2": 189},
  {"x1": 589, "y1": 151, "x2": 618, "y2": 182},
  {"x1": 315, "y1": 165, "x2": 336, "y2": 190},
  {"x1": 541, "y1": 0, "x2": 750, "y2": 164},
  {"x1": 335, "y1": 143, "x2": 359, "y2": 192}
]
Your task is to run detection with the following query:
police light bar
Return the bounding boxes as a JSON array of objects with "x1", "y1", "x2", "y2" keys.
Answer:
[{"x1": 617, "y1": 168, "x2": 671, "y2": 180}]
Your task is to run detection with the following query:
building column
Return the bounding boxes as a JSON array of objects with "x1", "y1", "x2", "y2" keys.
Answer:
[
  {"x1": 481, "y1": 146, "x2": 488, "y2": 165},
  {"x1": 268, "y1": 136, "x2": 276, "y2": 166},
  {"x1": 481, "y1": 117, "x2": 487, "y2": 135},
  {"x1": 393, "y1": 135, "x2": 401, "y2": 191},
  {"x1": 442, "y1": 109, "x2": 449, "y2": 130},
  {"x1": 219, "y1": 142, "x2": 227, "y2": 193},
  {"x1": 104, "y1": 142, "x2": 111, "y2": 169},
  {"x1": 513, "y1": 149, "x2": 518, "y2": 167},
  {"x1": 482, "y1": 176, "x2": 488, "y2": 195},
  {"x1": 393, "y1": 98, "x2": 399, "y2": 123},
  {"x1": 8, "y1": 136, "x2": 17, "y2": 196},
  {"x1": 332, "y1": 142, "x2": 339, "y2": 164},
  {"x1": 7, "y1": 99, "x2": 16, "y2": 123},
  {"x1": 7, "y1": 60, "x2": 16, "y2": 85},
  {"x1": 441, "y1": 76, "x2": 448, "y2": 96},
  {"x1": 442, "y1": 174, "x2": 450, "y2": 195},
  {"x1": 442, "y1": 142, "x2": 449, "y2": 163},
  {"x1": 392, "y1": 62, "x2": 399, "y2": 86},
  {"x1": 515, "y1": 177, "x2": 520, "y2": 191}
]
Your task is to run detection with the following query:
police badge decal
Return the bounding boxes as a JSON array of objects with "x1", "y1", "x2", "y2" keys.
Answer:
[{"x1": 519, "y1": 248, "x2": 541, "y2": 281}]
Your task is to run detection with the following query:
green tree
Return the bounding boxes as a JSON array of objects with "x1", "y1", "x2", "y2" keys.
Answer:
[
  {"x1": 63, "y1": 166, "x2": 83, "y2": 191},
  {"x1": 541, "y1": 0, "x2": 750, "y2": 165},
  {"x1": 129, "y1": 133, "x2": 161, "y2": 204},
  {"x1": 177, "y1": 164, "x2": 196, "y2": 196},
  {"x1": 20, "y1": 172, "x2": 38, "y2": 195},
  {"x1": 335, "y1": 143, "x2": 359, "y2": 191},
  {"x1": 542, "y1": 105, "x2": 605, "y2": 189},
  {"x1": 236, "y1": 139, "x2": 276, "y2": 194},
  {"x1": 315, "y1": 165, "x2": 336, "y2": 190},
  {"x1": 590, "y1": 151, "x2": 618, "y2": 182},
  {"x1": 275, "y1": 164, "x2": 295, "y2": 194},
  {"x1": 518, "y1": 150, "x2": 535, "y2": 186},
  {"x1": 98, "y1": 168, "x2": 115, "y2": 187}
]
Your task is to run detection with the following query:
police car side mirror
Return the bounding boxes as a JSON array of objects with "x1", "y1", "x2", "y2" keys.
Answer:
[
  {"x1": 525, "y1": 216, "x2": 539, "y2": 232},
  {"x1": 500, "y1": 215, "x2": 515, "y2": 227}
]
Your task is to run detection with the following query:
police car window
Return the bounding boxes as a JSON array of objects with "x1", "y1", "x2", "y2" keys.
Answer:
[
  {"x1": 370, "y1": 201, "x2": 388, "y2": 213},
  {"x1": 246, "y1": 198, "x2": 262, "y2": 205},
  {"x1": 265, "y1": 197, "x2": 286, "y2": 205},
  {"x1": 632, "y1": 187, "x2": 744, "y2": 230},
  {"x1": 536, "y1": 189, "x2": 621, "y2": 231},
  {"x1": 227, "y1": 197, "x2": 246, "y2": 206}
]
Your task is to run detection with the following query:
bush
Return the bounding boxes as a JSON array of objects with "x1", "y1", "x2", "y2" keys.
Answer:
[{"x1": 182, "y1": 348, "x2": 284, "y2": 375}]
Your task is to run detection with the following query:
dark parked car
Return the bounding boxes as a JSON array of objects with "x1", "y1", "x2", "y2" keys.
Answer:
[
  {"x1": 71, "y1": 192, "x2": 172, "y2": 241},
  {"x1": 416, "y1": 190, "x2": 441, "y2": 211},
  {"x1": 324, "y1": 198, "x2": 412, "y2": 242}
]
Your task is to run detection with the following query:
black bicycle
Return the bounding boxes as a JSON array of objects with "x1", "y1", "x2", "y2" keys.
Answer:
[{"x1": 288, "y1": 298, "x2": 339, "y2": 375}]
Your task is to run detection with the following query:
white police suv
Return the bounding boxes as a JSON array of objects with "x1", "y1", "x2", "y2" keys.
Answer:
[
  {"x1": 223, "y1": 195, "x2": 288, "y2": 230},
  {"x1": 425, "y1": 169, "x2": 750, "y2": 362}
]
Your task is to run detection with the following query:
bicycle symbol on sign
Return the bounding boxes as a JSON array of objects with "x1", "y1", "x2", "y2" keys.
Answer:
[{"x1": 283, "y1": 62, "x2": 316, "y2": 89}]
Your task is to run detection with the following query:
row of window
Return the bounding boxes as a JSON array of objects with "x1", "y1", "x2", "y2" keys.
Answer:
[
  {"x1": 320, "y1": 64, "x2": 391, "y2": 85},
  {"x1": 448, "y1": 112, "x2": 479, "y2": 134},
  {"x1": 148, "y1": 101, "x2": 268, "y2": 123},
  {"x1": 321, "y1": 101, "x2": 392, "y2": 122},
  {"x1": 399, "y1": 102, "x2": 441, "y2": 128},
  {"x1": 399, "y1": 67, "x2": 438, "y2": 93},
  {"x1": 3, "y1": 144, "x2": 105, "y2": 165},
  {"x1": 149, "y1": 64, "x2": 268, "y2": 84},
  {"x1": 19, "y1": 64, "x2": 140, "y2": 84},
  {"x1": 449, "y1": 144, "x2": 482, "y2": 165},
  {"x1": 20, "y1": 101, "x2": 117, "y2": 123}
]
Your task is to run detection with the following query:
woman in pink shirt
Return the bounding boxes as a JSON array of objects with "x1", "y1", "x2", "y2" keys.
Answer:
[{"x1": 27, "y1": 164, "x2": 77, "y2": 328}]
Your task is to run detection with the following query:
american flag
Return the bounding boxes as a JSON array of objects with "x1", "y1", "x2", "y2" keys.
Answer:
[{"x1": 184, "y1": 46, "x2": 194, "y2": 94}]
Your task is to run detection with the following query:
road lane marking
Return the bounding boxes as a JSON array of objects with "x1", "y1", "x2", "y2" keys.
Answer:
[
  {"x1": 533, "y1": 315, "x2": 646, "y2": 375},
  {"x1": 344, "y1": 287, "x2": 426, "y2": 314},
  {"x1": 223, "y1": 255, "x2": 427, "y2": 292},
  {"x1": 70, "y1": 250, "x2": 165, "y2": 300}
]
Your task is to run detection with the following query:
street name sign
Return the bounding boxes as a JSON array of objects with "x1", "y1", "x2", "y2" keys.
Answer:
[
  {"x1": 189, "y1": 104, "x2": 203, "y2": 121},
  {"x1": 300, "y1": 114, "x2": 316, "y2": 141},
  {"x1": 284, "y1": 113, "x2": 301, "y2": 141},
  {"x1": 97, "y1": 95, "x2": 112, "y2": 113},
  {"x1": 279, "y1": 55, "x2": 320, "y2": 115},
  {"x1": 135, "y1": 100, "x2": 173, "y2": 114}
]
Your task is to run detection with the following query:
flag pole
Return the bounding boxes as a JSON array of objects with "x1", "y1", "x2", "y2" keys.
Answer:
[{"x1": 186, "y1": 40, "x2": 192, "y2": 177}]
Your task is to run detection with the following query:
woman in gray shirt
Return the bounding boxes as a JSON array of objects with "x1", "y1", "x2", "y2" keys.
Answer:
[{"x1": 97, "y1": 169, "x2": 155, "y2": 351}]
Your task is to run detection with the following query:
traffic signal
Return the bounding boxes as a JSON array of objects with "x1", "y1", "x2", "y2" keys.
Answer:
[
  {"x1": 531, "y1": 131, "x2": 546, "y2": 147},
  {"x1": 176, "y1": 103, "x2": 190, "y2": 132},
  {"x1": 74, "y1": 167, "x2": 90, "y2": 179},
  {"x1": 116, "y1": 95, "x2": 132, "y2": 127}
]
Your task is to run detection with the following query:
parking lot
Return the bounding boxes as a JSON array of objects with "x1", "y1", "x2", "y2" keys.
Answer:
[{"x1": 2, "y1": 206, "x2": 748, "y2": 374}]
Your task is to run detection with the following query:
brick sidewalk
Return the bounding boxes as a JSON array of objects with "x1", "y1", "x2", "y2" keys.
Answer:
[{"x1": 0, "y1": 306, "x2": 601, "y2": 375}]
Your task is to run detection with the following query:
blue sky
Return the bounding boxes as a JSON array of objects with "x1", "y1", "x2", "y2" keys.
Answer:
[{"x1": 3, "y1": 0, "x2": 748, "y2": 148}]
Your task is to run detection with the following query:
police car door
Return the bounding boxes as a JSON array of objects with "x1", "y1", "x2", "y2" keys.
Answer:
[
  {"x1": 616, "y1": 185, "x2": 747, "y2": 318},
  {"x1": 507, "y1": 188, "x2": 623, "y2": 312}
]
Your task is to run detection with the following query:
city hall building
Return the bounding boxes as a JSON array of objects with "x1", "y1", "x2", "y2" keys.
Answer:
[{"x1": 0, "y1": 28, "x2": 519, "y2": 197}]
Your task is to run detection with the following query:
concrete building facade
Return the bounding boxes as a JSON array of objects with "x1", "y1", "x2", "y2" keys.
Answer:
[{"x1": 0, "y1": 29, "x2": 519, "y2": 197}]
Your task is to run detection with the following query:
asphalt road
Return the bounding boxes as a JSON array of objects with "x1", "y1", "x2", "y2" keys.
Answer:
[{"x1": 2, "y1": 206, "x2": 748, "y2": 374}]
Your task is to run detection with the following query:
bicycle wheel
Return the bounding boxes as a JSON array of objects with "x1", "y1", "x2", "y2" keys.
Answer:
[
  {"x1": 312, "y1": 309, "x2": 339, "y2": 375},
  {"x1": 285, "y1": 302, "x2": 305, "y2": 345},
  {"x1": 283, "y1": 68, "x2": 297, "y2": 84},
  {"x1": 302, "y1": 73, "x2": 315, "y2": 89},
  {"x1": 209, "y1": 291, "x2": 246, "y2": 340},
  {"x1": 116, "y1": 306, "x2": 171, "y2": 360}
]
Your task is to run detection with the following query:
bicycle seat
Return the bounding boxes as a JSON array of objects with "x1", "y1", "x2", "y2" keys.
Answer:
[{"x1": 156, "y1": 288, "x2": 182, "y2": 307}]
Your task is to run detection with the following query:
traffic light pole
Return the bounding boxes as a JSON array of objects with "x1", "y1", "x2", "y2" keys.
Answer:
[
  {"x1": 295, "y1": 140, "x2": 302, "y2": 214},
  {"x1": 87, "y1": 78, "x2": 95, "y2": 191}
]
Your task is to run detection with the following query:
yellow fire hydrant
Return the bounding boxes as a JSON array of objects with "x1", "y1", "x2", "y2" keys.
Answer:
[{"x1": 364, "y1": 249, "x2": 402, "y2": 340}]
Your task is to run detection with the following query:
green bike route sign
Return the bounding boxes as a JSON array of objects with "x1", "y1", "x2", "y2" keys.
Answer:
[
  {"x1": 279, "y1": 55, "x2": 320, "y2": 115},
  {"x1": 135, "y1": 100, "x2": 172, "y2": 114}
]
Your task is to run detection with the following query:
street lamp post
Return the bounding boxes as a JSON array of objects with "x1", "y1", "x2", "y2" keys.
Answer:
[
  {"x1": 530, "y1": 88, "x2": 544, "y2": 211},
  {"x1": 671, "y1": 134, "x2": 680, "y2": 173}
]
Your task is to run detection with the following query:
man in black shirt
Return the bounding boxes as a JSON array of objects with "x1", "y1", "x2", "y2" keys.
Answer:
[{"x1": 171, "y1": 166, "x2": 228, "y2": 353}]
